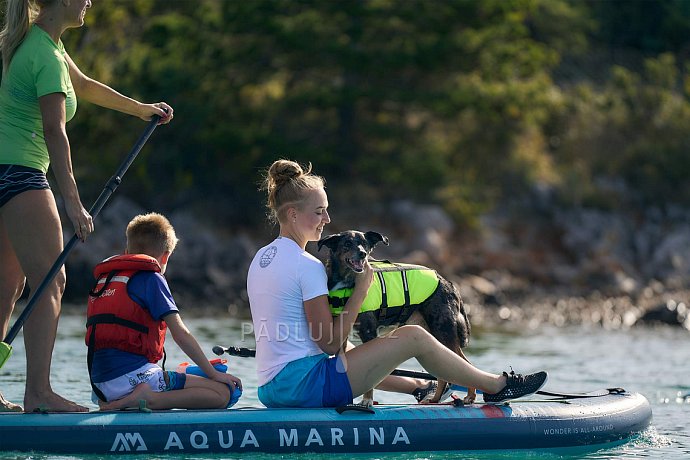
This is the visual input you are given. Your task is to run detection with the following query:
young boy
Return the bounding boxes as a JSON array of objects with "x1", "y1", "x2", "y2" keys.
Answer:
[{"x1": 86, "y1": 212, "x2": 242, "y2": 410}]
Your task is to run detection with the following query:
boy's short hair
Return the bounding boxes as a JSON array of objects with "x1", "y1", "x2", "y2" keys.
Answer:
[{"x1": 126, "y1": 213, "x2": 178, "y2": 256}]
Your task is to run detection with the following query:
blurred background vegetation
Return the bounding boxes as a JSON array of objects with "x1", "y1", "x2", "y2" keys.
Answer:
[{"x1": 12, "y1": 0, "x2": 690, "y2": 231}]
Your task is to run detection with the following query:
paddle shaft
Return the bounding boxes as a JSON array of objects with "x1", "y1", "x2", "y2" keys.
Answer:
[
  {"x1": 213, "y1": 345, "x2": 472, "y2": 389},
  {"x1": 2, "y1": 115, "x2": 161, "y2": 346},
  {"x1": 214, "y1": 345, "x2": 614, "y2": 399}
]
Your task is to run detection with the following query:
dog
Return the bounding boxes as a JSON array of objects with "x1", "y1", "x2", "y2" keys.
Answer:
[{"x1": 317, "y1": 230, "x2": 475, "y2": 406}]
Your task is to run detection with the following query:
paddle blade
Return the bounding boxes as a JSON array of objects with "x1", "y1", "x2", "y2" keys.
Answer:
[{"x1": 0, "y1": 341, "x2": 12, "y2": 369}]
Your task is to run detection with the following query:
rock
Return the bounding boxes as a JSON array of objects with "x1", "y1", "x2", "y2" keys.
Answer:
[
  {"x1": 462, "y1": 274, "x2": 505, "y2": 306},
  {"x1": 647, "y1": 226, "x2": 690, "y2": 281},
  {"x1": 637, "y1": 299, "x2": 690, "y2": 330},
  {"x1": 388, "y1": 200, "x2": 455, "y2": 264},
  {"x1": 555, "y1": 208, "x2": 637, "y2": 278},
  {"x1": 57, "y1": 193, "x2": 690, "y2": 330},
  {"x1": 164, "y1": 210, "x2": 255, "y2": 309}
]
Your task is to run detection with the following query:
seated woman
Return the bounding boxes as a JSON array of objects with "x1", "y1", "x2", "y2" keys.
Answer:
[{"x1": 247, "y1": 159, "x2": 547, "y2": 408}]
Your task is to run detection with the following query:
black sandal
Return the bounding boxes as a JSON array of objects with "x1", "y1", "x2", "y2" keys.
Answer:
[
  {"x1": 483, "y1": 370, "x2": 548, "y2": 403},
  {"x1": 413, "y1": 381, "x2": 436, "y2": 402},
  {"x1": 412, "y1": 381, "x2": 453, "y2": 403}
]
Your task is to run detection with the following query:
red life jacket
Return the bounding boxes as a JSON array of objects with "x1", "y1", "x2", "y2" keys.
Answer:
[{"x1": 85, "y1": 254, "x2": 166, "y2": 363}]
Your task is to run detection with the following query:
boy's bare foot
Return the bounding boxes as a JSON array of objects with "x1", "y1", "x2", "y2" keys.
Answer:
[
  {"x1": 99, "y1": 384, "x2": 153, "y2": 411},
  {"x1": 0, "y1": 391, "x2": 22, "y2": 412},
  {"x1": 24, "y1": 391, "x2": 89, "y2": 413}
]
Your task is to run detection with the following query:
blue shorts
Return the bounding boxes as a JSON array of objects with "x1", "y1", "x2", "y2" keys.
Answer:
[
  {"x1": 0, "y1": 165, "x2": 50, "y2": 208},
  {"x1": 258, "y1": 354, "x2": 353, "y2": 408}
]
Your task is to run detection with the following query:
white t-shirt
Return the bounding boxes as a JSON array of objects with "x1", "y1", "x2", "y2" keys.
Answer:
[{"x1": 247, "y1": 236, "x2": 329, "y2": 386}]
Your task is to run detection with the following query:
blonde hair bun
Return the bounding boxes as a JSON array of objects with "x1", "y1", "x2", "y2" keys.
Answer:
[{"x1": 261, "y1": 159, "x2": 324, "y2": 224}]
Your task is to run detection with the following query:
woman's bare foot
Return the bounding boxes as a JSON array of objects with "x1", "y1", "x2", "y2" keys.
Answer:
[
  {"x1": 99, "y1": 384, "x2": 153, "y2": 411},
  {"x1": 24, "y1": 391, "x2": 89, "y2": 413},
  {"x1": 0, "y1": 391, "x2": 22, "y2": 412}
]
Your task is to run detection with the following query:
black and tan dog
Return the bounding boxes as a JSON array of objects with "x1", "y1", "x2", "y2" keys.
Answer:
[{"x1": 318, "y1": 230, "x2": 475, "y2": 405}]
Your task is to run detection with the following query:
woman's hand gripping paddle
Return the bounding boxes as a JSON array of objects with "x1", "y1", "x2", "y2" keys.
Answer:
[{"x1": 0, "y1": 115, "x2": 162, "y2": 369}]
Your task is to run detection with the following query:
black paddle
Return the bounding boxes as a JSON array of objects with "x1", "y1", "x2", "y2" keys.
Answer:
[
  {"x1": 212, "y1": 345, "x2": 470, "y2": 387},
  {"x1": 213, "y1": 345, "x2": 438, "y2": 381},
  {"x1": 212, "y1": 345, "x2": 624, "y2": 399},
  {"x1": 0, "y1": 115, "x2": 162, "y2": 369},
  {"x1": 212, "y1": 345, "x2": 475, "y2": 387}
]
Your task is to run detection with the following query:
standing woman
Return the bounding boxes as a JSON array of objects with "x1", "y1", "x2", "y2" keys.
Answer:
[
  {"x1": 247, "y1": 159, "x2": 548, "y2": 408},
  {"x1": 0, "y1": 0, "x2": 173, "y2": 412}
]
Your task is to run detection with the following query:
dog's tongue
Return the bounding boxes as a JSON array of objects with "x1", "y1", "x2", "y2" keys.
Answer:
[{"x1": 351, "y1": 259, "x2": 365, "y2": 272}]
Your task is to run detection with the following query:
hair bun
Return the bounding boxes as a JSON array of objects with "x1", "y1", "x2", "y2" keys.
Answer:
[
  {"x1": 266, "y1": 159, "x2": 313, "y2": 191},
  {"x1": 261, "y1": 159, "x2": 323, "y2": 224},
  {"x1": 269, "y1": 159, "x2": 302, "y2": 185}
]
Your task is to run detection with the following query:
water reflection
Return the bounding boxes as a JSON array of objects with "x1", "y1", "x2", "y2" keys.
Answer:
[{"x1": 0, "y1": 314, "x2": 687, "y2": 459}]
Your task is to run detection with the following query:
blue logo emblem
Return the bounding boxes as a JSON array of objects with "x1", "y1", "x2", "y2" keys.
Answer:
[{"x1": 259, "y1": 246, "x2": 278, "y2": 268}]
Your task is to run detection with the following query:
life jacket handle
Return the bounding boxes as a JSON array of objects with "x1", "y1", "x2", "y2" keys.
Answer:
[{"x1": 89, "y1": 270, "x2": 119, "y2": 297}]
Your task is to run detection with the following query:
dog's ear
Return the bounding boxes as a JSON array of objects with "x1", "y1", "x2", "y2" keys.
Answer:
[
  {"x1": 364, "y1": 231, "x2": 389, "y2": 248},
  {"x1": 317, "y1": 233, "x2": 342, "y2": 252}
]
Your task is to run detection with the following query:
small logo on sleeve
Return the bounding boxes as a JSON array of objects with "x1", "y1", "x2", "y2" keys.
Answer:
[{"x1": 259, "y1": 246, "x2": 278, "y2": 268}]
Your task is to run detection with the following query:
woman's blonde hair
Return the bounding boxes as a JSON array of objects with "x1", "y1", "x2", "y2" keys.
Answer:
[
  {"x1": 126, "y1": 213, "x2": 179, "y2": 256},
  {"x1": 0, "y1": 0, "x2": 52, "y2": 74},
  {"x1": 261, "y1": 159, "x2": 325, "y2": 224}
]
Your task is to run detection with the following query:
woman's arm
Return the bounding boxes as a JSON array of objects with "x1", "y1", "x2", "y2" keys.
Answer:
[
  {"x1": 304, "y1": 263, "x2": 373, "y2": 355},
  {"x1": 65, "y1": 53, "x2": 173, "y2": 123},
  {"x1": 39, "y1": 92, "x2": 92, "y2": 239},
  {"x1": 166, "y1": 313, "x2": 242, "y2": 389}
]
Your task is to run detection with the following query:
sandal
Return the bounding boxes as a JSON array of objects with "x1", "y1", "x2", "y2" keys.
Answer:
[
  {"x1": 483, "y1": 370, "x2": 548, "y2": 403},
  {"x1": 413, "y1": 381, "x2": 454, "y2": 403}
]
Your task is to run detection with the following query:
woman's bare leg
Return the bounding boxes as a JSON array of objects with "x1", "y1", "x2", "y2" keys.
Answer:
[
  {"x1": 343, "y1": 325, "x2": 506, "y2": 398},
  {"x1": 342, "y1": 341, "x2": 426, "y2": 394},
  {"x1": 375, "y1": 375, "x2": 427, "y2": 394},
  {"x1": 1, "y1": 190, "x2": 87, "y2": 412},
  {"x1": 0, "y1": 213, "x2": 28, "y2": 412},
  {"x1": 0, "y1": 216, "x2": 25, "y2": 341}
]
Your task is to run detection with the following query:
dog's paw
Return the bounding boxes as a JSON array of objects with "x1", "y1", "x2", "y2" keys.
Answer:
[
  {"x1": 463, "y1": 388, "x2": 477, "y2": 404},
  {"x1": 360, "y1": 398, "x2": 375, "y2": 408},
  {"x1": 424, "y1": 389, "x2": 443, "y2": 404}
]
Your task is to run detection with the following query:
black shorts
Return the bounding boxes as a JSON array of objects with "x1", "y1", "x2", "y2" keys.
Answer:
[{"x1": 0, "y1": 164, "x2": 50, "y2": 208}]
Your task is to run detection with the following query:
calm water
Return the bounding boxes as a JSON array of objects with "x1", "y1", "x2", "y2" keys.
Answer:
[{"x1": 0, "y1": 312, "x2": 687, "y2": 459}]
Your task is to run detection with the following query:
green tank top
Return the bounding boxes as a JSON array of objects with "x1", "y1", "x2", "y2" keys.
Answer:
[
  {"x1": 0, "y1": 25, "x2": 77, "y2": 173},
  {"x1": 329, "y1": 261, "x2": 440, "y2": 315}
]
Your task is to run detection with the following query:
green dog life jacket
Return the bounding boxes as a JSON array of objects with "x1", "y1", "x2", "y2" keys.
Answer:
[{"x1": 328, "y1": 261, "x2": 440, "y2": 316}]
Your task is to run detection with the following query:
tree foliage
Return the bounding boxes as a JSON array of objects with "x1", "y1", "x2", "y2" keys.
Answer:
[{"x1": 4, "y1": 0, "x2": 690, "y2": 227}]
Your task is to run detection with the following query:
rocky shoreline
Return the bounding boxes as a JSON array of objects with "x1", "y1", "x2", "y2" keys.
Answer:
[
  {"x1": 58, "y1": 196, "x2": 689, "y2": 331},
  {"x1": 459, "y1": 280, "x2": 689, "y2": 331}
]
